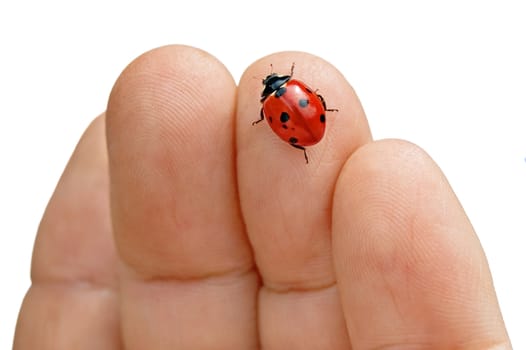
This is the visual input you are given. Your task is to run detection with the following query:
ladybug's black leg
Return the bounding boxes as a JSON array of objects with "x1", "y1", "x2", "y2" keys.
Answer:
[
  {"x1": 290, "y1": 143, "x2": 309, "y2": 164},
  {"x1": 252, "y1": 108, "x2": 265, "y2": 125},
  {"x1": 317, "y1": 94, "x2": 339, "y2": 112}
]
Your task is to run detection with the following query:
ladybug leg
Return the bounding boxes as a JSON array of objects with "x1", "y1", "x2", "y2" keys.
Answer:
[
  {"x1": 317, "y1": 94, "x2": 339, "y2": 112},
  {"x1": 290, "y1": 143, "x2": 309, "y2": 164},
  {"x1": 252, "y1": 108, "x2": 265, "y2": 125}
]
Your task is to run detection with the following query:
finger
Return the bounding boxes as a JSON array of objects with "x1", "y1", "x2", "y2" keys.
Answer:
[
  {"x1": 237, "y1": 52, "x2": 372, "y2": 348},
  {"x1": 333, "y1": 139, "x2": 511, "y2": 349},
  {"x1": 14, "y1": 115, "x2": 120, "y2": 349},
  {"x1": 106, "y1": 45, "x2": 258, "y2": 349}
]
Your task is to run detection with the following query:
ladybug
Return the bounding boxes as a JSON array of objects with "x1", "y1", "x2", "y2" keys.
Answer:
[{"x1": 253, "y1": 63, "x2": 337, "y2": 163}]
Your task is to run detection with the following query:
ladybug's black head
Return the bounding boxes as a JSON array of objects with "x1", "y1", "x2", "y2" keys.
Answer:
[{"x1": 261, "y1": 73, "x2": 291, "y2": 102}]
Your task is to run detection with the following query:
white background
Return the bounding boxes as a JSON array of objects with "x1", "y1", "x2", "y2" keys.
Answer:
[{"x1": 1, "y1": 1, "x2": 525, "y2": 348}]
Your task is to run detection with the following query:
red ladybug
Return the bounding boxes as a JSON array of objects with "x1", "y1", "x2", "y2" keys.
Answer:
[{"x1": 253, "y1": 64, "x2": 337, "y2": 163}]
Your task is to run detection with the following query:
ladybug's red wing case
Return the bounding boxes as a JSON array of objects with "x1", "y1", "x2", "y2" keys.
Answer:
[
  {"x1": 254, "y1": 66, "x2": 336, "y2": 163},
  {"x1": 261, "y1": 80, "x2": 326, "y2": 147}
]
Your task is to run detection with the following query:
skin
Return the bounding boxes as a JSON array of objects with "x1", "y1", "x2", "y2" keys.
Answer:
[{"x1": 14, "y1": 45, "x2": 512, "y2": 349}]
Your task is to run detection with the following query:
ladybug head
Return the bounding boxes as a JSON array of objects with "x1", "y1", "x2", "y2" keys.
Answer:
[{"x1": 261, "y1": 73, "x2": 291, "y2": 102}]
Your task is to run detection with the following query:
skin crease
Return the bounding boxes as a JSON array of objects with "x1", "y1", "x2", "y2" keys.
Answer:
[{"x1": 14, "y1": 45, "x2": 512, "y2": 349}]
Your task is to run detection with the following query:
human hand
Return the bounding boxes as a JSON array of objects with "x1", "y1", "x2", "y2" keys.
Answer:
[{"x1": 14, "y1": 45, "x2": 512, "y2": 349}]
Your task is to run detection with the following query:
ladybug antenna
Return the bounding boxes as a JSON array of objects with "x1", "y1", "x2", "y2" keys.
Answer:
[
  {"x1": 269, "y1": 63, "x2": 274, "y2": 75},
  {"x1": 290, "y1": 62, "x2": 295, "y2": 77}
]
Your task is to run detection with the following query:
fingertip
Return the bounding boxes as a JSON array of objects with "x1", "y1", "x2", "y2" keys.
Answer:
[
  {"x1": 238, "y1": 51, "x2": 371, "y2": 163},
  {"x1": 32, "y1": 113, "x2": 115, "y2": 285},
  {"x1": 107, "y1": 44, "x2": 236, "y2": 145},
  {"x1": 105, "y1": 45, "x2": 247, "y2": 279},
  {"x1": 237, "y1": 51, "x2": 371, "y2": 288},
  {"x1": 333, "y1": 139, "x2": 510, "y2": 348}
]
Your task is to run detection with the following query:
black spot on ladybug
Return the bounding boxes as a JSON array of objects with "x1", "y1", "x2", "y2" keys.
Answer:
[
  {"x1": 269, "y1": 116, "x2": 273, "y2": 123},
  {"x1": 289, "y1": 137, "x2": 298, "y2": 144},
  {"x1": 280, "y1": 112, "x2": 290, "y2": 123},
  {"x1": 282, "y1": 124, "x2": 288, "y2": 129},
  {"x1": 299, "y1": 99, "x2": 309, "y2": 108},
  {"x1": 276, "y1": 87, "x2": 287, "y2": 98},
  {"x1": 320, "y1": 114, "x2": 326, "y2": 123}
]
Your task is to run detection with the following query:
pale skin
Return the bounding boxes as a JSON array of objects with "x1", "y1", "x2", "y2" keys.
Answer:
[{"x1": 14, "y1": 45, "x2": 512, "y2": 349}]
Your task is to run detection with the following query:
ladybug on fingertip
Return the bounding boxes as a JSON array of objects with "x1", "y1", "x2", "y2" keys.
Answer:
[{"x1": 253, "y1": 63, "x2": 338, "y2": 163}]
